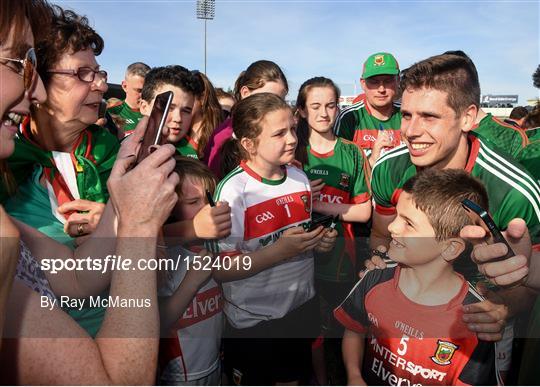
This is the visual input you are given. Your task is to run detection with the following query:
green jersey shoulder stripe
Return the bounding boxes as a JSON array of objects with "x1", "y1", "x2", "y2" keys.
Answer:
[
  {"x1": 372, "y1": 143, "x2": 408, "y2": 170},
  {"x1": 477, "y1": 146, "x2": 540, "y2": 219},
  {"x1": 480, "y1": 140, "x2": 540, "y2": 196},
  {"x1": 476, "y1": 151, "x2": 540, "y2": 220},
  {"x1": 334, "y1": 101, "x2": 366, "y2": 136},
  {"x1": 215, "y1": 166, "x2": 242, "y2": 200}
]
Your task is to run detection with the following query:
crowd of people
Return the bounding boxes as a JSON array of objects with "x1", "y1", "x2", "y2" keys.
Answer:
[{"x1": 1, "y1": 0, "x2": 539, "y2": 385}]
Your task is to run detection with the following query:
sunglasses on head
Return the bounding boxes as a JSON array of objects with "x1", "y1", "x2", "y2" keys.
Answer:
[{"x1": 0, "y1": 47, "x2": 37, "y2": 91}]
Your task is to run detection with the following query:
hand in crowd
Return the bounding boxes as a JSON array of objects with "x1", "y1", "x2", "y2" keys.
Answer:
[
  {"x1": 115, "y1": 115, "x2": 148, "y2": 159},
  {"x1": 277, "y1": 225, "x2": 326, "y2": 258},
  {"x1": 310, "y1": 178, "x2": 325, "y2": 201},
  {"x1": 59, "y1": 199, "x2": 106, "y2": 242},
  {"x1": 460, "y1": 218, "x2": 531, "y2": 287},
  {"x1": 193, "y1": 202, "x2": 232, "y2": 239},
  {"x1": 369, "y1": 130, "x2": 394, "y2": 165},
  {"x1": 107, "y1": 144, "x2": 179, "y2": 235},
  {"x1": 462, "y1": 282, "x2": 509, "y2": 341},
  {"x1": 315, "y1": 227, "x2": 338, "y2": 253},
  {"x1": 362, "y1": 245, "x2": 389, "y2": 273},
  {"x1": 183, "y1": 249, "x2": 214, "y2": 289}
]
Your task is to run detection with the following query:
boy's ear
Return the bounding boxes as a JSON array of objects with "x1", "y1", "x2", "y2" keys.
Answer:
[
  {"x1": 441, "y1": 238, "x2": 466, "y2": 262},
  {"x1": 121, "y1": 79, "x2": 128, "y2": 93}
]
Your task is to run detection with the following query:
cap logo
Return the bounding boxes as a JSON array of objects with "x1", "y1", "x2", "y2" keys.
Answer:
[{"x1": 374, "y1": 55, "x2": 385, "y2": 67}]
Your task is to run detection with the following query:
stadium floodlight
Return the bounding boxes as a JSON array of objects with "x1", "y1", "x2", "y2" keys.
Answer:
[{"x1": 196, "y1": 0, "x2": 215, "y2": 74}]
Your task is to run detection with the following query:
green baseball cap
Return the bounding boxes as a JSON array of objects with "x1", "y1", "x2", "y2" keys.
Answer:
[{"x1": 361, "y1": 52, "x2": 400, "y2": 79}]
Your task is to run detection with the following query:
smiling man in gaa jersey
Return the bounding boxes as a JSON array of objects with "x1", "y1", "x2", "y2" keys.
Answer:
[
  {"x1": 369, "y1": 55, "x2": 540, "y2": 356},
  {"x1": 370, "y1": 53, "x2": 540, "y2": 251}
]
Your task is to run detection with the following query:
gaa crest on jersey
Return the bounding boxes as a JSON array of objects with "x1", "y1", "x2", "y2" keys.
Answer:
[
  {"x1": 431, "y1": 340, "x2": 459, "y2": 365},
  {"x1": 301, "y1": 194, "x2": 310, "y2": 213},
  {"x1": 339, "y1": 173, "x2": 350, "y2": 189},
  {"x1": 374, "y1": 55, "x2": 385, "y2": 66}
]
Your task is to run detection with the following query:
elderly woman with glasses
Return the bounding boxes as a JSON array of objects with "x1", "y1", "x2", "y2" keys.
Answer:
[
  {"x1": 1, "y1": 5, "x2": 119, "y2": 338},
  {"x1": 2, "y1": 6, "x2": 117, "y2": 244}
]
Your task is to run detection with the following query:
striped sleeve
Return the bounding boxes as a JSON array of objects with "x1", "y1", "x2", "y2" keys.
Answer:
[
  {"x1": 334, "y1": 105, "x2": 358, "y2": 140},
  {"x1": 333, "y1": 269, "x2": 390, "y2": 333},
  {"x1": 214, "y1": 169, "x2": 246, "y2": 256},
  {"x1": 351, "y1": 144, "x2": 370, "y2": 204},
  {"x1": 476, "y1": 143, "x2": 540, "y2": 239}
]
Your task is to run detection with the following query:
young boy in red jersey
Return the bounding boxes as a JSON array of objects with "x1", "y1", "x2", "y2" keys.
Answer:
[{"x1": 334, "y1": 169, "x2": 501, "y2": 386}]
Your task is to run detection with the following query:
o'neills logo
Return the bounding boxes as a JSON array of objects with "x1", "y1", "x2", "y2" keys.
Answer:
[{"x1": 176, "y1": 286, "x2": 222, "y2": 329}]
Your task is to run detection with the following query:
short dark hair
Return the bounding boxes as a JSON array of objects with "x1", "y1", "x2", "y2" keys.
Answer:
[
  {"x1": 141, "y1": 65, "x2": 202, "y2": 102},
  {"x1": 126, "y1": 62, "x2": 150, "y2": 78},
  {"x1": 509, "y1": 106, "x2": 529, "y2": 120},
  {"x1": 35, "y1": 5, "x2": 104, "y2": 85},
  {"x1": 402, "y1": 169, "x2": 489, "y2": 241},
  {"x1": 401, "y1": 54, "x2": 480, "y2": 115}
]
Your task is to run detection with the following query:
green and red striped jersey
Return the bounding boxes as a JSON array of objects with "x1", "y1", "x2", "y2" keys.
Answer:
[
  {"x1": 175, "y1": 136, "x2": 199, "y2": 159},
  {"x1": 107, "y1": 100, "x2": 143, "y2": 133},
  {"x1": 517, "y1": 140, "x2": 540, "y2": 183},
  {"x1": 371, "y1": 133, "x2": 540, "y2": 239},
  {"x1": 302, "y1": 138, "x2": 371, "y2": 282},
  {"x1": 473, "y1": 113, "x2": 528, "y2": 157},
  {"x1": 333, "y1": 100, "x2": 402, "y2": 151}
]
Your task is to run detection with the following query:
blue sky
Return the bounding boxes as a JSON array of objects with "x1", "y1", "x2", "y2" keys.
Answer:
[{"x1": 57, "y1": 0, "x2": 539, "y2": 104}]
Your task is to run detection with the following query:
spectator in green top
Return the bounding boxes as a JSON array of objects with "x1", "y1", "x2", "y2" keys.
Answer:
[{"x1": 108, "y1": 61, "x2": 150, "y2": 134}]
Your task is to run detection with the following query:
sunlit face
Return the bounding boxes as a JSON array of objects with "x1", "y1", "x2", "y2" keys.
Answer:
[
  {"x1": 241, "y1": 80, "x2": 287, "y2": 100},
  {"x1": 387, "y1": 192, "x2": 443, "y2": 266},
  {"x1": 173, "y1": 176, "x2": 208, "y2": 221},
  {"x1": 400, "y1": 87, "x2": 475, "y2": 169},
  {"x1": 299, "y1": 86, "x2": 338, "y2": 135},
  {"x1": 244, "y1": 108, "x2": 297, "y2": 167},
  {"x1": 361, "y1": 74, "x2": 398, "y2": 110},
  {"x1": 122, "y1": 74, "x2": 145, "y2": 109},
  {"x1": 0, "y1": 21, "x2": 46, "y2": 159},
  {"x1": 45, "y1": 48, "x2": 108, "y2": 131},
  {"x1": 140, "y1": 84, "x2": 194, "y2": 144}
]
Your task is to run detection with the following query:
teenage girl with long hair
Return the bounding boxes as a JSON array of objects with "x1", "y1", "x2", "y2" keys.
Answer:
[
  {"x1": 202, "y1": 60, "x2": 288, "y2": 177},
  {"x1": 295, "y1": 77, "x2": 372, "y2": 384}
]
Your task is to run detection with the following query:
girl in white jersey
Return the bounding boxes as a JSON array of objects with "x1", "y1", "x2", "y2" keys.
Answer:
[{"x1": 213, "y1": 93, "x2": 337, "y2": 385}]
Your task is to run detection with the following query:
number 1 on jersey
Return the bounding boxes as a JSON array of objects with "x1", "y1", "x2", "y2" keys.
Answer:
[{"x1": 284, "y1": 203, "x2": 291, "y2": 218}]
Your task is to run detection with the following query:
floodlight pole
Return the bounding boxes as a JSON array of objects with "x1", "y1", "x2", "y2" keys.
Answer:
[{"x1": 196, "y1": 0, "x2": 215, "y2": 74}]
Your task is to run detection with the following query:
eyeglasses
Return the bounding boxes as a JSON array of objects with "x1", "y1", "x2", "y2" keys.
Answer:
[
  {"x1": 0, "y1": 47, "x2": 37, "y2": 91},
  {"x1": 47, "y1": 67, "x2": 108, "y2": 83},
  {"x1": 365, "y1": 76, "x2": 396, "y2": 88}
]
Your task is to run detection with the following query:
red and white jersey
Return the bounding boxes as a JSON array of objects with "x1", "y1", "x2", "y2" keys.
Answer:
[
  {"x1": 158, "y1": 246, "x2": 223, "y2": 383},
  {"x1": 215, "y1": 162, "x2": 315, "y2": 329}
]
